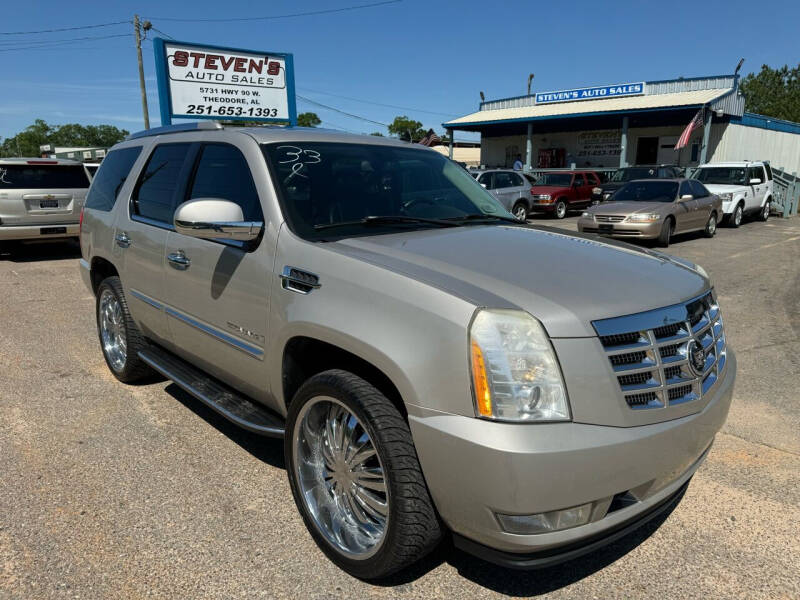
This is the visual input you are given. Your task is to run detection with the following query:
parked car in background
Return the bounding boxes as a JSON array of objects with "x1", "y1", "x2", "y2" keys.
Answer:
[
  {"x1": 80, "y1": 124, "x2": 735, "y2": 579},
  {"x1": 693, "y1": 161, "x2": 773, "y2": 226},
  {"x1": 474, "y1": 169, "x2": 536, "y2": 219},
  {"x1": 529, "y1": 170, "x2": 601, "y2": 218},
  {"x1": 0, "y1": 157, "x2": 90, "y2": 248},
  {"x1": 591, "y1": 165, "x2": 683, "y2": 204},
  {"x1": 84, "y1": 163, "x2": 101, "y2": 178},
  {"x1": 578, "y1": 179, "x2": 721, "y2": 247}
]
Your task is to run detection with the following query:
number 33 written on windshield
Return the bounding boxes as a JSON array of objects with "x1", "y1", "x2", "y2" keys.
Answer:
[{"x1": 276, "y1": 146, "x2": 322, "y2": 180}]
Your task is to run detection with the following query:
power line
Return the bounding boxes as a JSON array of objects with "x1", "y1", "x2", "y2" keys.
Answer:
[
  {"x1": 150, "y1": 27, "x2": 175, "y2": 40},
  {"x1": 146, "y1": 0, "x2": 401, "y2": 22},
  {"x1": 0, "y1": 33, "x2": 132, "y2": 52},
  {"x1": 0, "y1": 20, "x2": 131, "y2": 35},
  {"x1": 297, "y1": 95, "x2": 389, "y2": 127},
  {"x1": 298, "y1": 86, "x2": 458, "y2": 117}
]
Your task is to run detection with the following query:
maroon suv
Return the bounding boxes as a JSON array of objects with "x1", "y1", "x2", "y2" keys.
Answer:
[{"x1": 529, "y1": 171, "x2": 601, "y2": 219}]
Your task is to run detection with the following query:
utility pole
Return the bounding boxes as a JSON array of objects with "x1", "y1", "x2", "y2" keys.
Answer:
[{"x1": 134, "y1": 15, "x2": 151, "y2": 129}]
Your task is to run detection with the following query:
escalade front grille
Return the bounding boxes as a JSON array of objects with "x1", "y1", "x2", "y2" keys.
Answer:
[{"x1": 593, "y1": 291, "x2": 727, "y2": 410}]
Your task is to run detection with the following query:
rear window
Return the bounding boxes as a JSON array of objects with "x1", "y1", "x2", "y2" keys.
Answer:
[
  {"x1": 85, "y1": 147, "x2": 142, "y2": 212},
  {"x1": 0, "y1": 164, "x2": 90, "y2": 189}
]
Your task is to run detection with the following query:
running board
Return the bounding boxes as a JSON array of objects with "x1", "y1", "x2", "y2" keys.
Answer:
[{"x1": 138, "y1": 346, "x2": 285, "y2": 437}]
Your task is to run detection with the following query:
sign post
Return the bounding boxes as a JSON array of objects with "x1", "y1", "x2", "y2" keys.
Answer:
[{"x1": 152, "y1": 38, "x2": 297, "y2": 126}]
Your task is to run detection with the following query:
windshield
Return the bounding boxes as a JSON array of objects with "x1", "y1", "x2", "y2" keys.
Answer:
[
  {"x1": 694, "y1": 167, "x2": 747, "y2": 186},
  {"x1": 610, "y1": 167, "x2": 658, "y2": 182},
  {"x1": 0, "y1": 164, "x2": 90, "y2": 189},
  {"x1": 534, "y1": 173, "x2": 572, "y2": 187},
  {"x1": 613, "y1": 181, "x2": 678, "y2": 203},
  {"x1": 262, "y1": 142, "x2": 510, "y2": 239}
]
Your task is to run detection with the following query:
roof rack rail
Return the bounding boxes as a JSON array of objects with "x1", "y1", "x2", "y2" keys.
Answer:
[{"x1": 126, "y1": 121, "x2": 224, "y2": 141}]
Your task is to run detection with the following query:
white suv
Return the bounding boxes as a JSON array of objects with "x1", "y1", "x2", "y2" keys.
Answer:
[{"x1": 693, "y1": 161, "x2": 773, "y2": 227}]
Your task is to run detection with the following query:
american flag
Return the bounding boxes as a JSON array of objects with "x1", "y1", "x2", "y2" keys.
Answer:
[
  {"x1": 418, "y1": 129, "x2": 441, "y2": 147},
  {"x1": 675, "y1": 109, "x2": 705, "y2": 150}
]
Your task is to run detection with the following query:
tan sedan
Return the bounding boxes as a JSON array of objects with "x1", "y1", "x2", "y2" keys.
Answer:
[{"x1": 577, "y1": 178, "x2": 722, "y2": 247}]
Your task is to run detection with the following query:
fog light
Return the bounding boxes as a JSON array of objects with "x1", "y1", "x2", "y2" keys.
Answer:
[{"x1": 496, "y1": 503, "x2": 592, "y2": 534}]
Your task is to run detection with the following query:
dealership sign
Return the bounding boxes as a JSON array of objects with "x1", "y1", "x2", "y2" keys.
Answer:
[
  {"x1": 153, "y1": 38, "x2": 296, "y2": 125},
  {"x1": 535, "y1": 82, "x2": 644, "y2": 105}
]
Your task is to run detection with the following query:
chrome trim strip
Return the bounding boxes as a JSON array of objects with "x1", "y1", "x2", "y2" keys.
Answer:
[
  {"x1": 163, "y1": 306, "x2": 263, "y2": 358},
  {"x1": 129, "y1": 288, "x2": 164, "y2": 310},
  {"x1": 592, "y1": 290, "x2": 713, "y2": 337},
  {"x1": 130, "y1": 213, "x2": 176, "y2": 232}
]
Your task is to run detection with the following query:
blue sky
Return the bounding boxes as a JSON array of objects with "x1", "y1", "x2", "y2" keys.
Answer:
[{"x1": 2, "y1": 0, "x2": 799, "y2": 142}]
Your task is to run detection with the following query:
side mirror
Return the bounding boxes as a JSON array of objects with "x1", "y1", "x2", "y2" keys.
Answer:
[
  {"x1": 173, "y1": 198, "x2": 262, "y2": 242},
  {"x1": 749, "y1": 178, "x2": 762, "y2": 184},
  {"x1": 680, "y1": 194, "x2": 694, "y2": 202},
  {"x1": 480, "y1": 183, "x2": 487, "y2": 189}
]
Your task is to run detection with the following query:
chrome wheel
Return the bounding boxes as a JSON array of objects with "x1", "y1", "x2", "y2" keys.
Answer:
[
  {"x1": 707, "y1": 214, "x2": 716, "y2": 235},
  {"x1": 762, "y1": 202, "x2": 770, "y2": 220},
  {"x1": 293, "y1": 396, "x2": 389, "y2": 559},
  {"x1": 513, "y1": 203, "x2": 527, "y2": 220},
  {"x1": 99, "y1": 288, "x2": 127, "y2": 372},
  {"x1": 733, "y1": 205, "x2": 743, "y2": 226},
  {"x1": 555, "y1": 201, "x2": 567, "y2": 219}
]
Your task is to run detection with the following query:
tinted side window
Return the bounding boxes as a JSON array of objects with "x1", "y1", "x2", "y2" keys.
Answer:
[
  {"x1": 510, "y1": 173, "x2": 524, "y2": 186},
  {"x1": 689, "y1": 180, "x2": 709, "y2": 198},
  {"x1": 494, "y1": 173, "x2": 514, "y2": 189},
  {"x1": 132, "y1": 144, "x2": 192, "y2": 223},
  {"x1": 747, "y1": 166, "x2": 763, "y2": 183},
  {"x1": 679, "y1": 181, "x2": 692, "y2": 197},
  {"x1": 478, "y1": 172, "x2": 493, "y2": 189},
  {"x1": 189, "y1": 144, "x2": 262, "y2": 220},
  {"x1": 85, "y1": 147, "x2": 142, "y2": 212},
  {"x1": 586, "y1": 173, "x2": 600, "y2": 185},
  {"x1": 573, "y1": 174, "x2": 585, "y2": 185},
  {"x1": 764, "y1": 163, "x2": 772, "y2": 181}
]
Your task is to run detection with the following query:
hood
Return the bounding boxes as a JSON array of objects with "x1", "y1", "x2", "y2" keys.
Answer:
[
  {"x1": 701, "y1": 183, "x2": 746, "y2": 194},
  {"x1": 530, "y1": 185, "x2": 569, "y2": 195},
  {"x1": 600, "y1": 181, "x2": 625, "y2": 192},
  {"x1": 328, "y1": 225, "x2": 709, "y2": 338},
  {"x1": 588, "y1": 201, "x2": 672, "y2": 216}
]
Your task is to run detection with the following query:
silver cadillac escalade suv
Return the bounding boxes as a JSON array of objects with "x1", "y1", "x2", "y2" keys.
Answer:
[{"x1": 80, "y1": 122, "x2": 736, "y2": 579}]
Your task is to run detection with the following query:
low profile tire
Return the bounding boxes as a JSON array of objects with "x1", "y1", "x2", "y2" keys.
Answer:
[
  {"x1": 512, "y1": 201, "x2": 528, "y2": 221},
  {"x1": 96, "y1": 276, "x2": 153, "y2": 383},
  {"x1": 758, "y1": 200, "x2": 771, "y2": 221},
  {"x1": 285, "y1": 369, "x2": 443, "y2": 580},
  {"x1": 704, "y1": 212, "x2": 717, "y2": 238},
  {"x1": 656, "y1": 218, "x2": 673, "y2": 248},
  {"x1": 730, "y1": 203, "x2": 744, "y2": 228},
  {"x1": 553, "y1": 199, "x2": 568, "y2": 219}
]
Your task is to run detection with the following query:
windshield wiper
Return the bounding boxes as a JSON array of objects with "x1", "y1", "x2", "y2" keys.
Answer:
[
  {"x1": 314, "y1": 215, "x2": 459, "y2": 231},
  {"x1": 446, "y1": 213, "x2": 524, "y2": 224}
]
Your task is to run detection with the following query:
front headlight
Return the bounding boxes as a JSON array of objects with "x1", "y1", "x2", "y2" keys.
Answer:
[
  {"x1": 469, "y1": 309, "x2": 570, "y2": 422},
  {"x1": 719, "y1": 192, "x2": 733, "y2": 201},
  {"x1": 627, "y1": 213, "x2": 661, "y2": 223},
  {"x1": 592, "y1": 187, "x2": 602, "y2": 195},
  {"x1": 581, "y1": 211, "x2": 593, "y2": 218}
]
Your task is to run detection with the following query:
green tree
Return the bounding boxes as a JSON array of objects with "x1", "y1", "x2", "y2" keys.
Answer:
[
  {"x1": 0, "y1": 119, "x2": 129, "y2": 157},
  {"x1": 388, "y1": 116, "x2": 425, "y2": 141},
  {"x1": 369, "y1": 131, "x2": 384, "y2": 136},
  {"x1": 740, "y1": 64, "x2": 800, "y2": 122},
  {"x1": 297, "y1": 112, "x2": 322, "y2": 127}
]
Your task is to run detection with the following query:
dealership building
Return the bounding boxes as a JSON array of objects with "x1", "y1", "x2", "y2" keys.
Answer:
[{"x1": 443, "y1": 74, "x2": 800, "y2": 177}]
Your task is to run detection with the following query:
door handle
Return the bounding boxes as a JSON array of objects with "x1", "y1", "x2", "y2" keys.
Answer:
[
  {"x1": 115, "y1": 232, "x2": 131, "y2": 248},
  {"x1": 167, "y1": 250, "x2": 191, "y2": 270}
]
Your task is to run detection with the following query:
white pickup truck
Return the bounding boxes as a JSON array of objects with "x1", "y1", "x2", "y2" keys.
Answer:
[{"x1": 693, "y1": 161, "x2": 773, "y2": 226}]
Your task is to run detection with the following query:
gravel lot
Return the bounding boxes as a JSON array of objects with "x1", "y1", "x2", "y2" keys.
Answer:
[{"x1": 1, "y1": 215, "x2": 798, "y2": 599}]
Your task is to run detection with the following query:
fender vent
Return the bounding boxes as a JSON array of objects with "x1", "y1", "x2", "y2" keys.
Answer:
[{"x1": 280, "y1": 266, "x2": 321, "y2": 295}]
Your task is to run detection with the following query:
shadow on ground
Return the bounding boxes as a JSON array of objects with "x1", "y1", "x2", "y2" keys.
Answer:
[
  {"x1": 1, "y1": 239, "x2": 82, "y2": 262},
  {"x1": 163, "y1": 381, "x2": 683, "y2": 595}
]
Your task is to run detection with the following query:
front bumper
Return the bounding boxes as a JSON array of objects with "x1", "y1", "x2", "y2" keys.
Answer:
[
  {"x1": 577, "y1": 217, "x2": 663, "y2": 239},
  {"x1": 409, "y1": 349, "x2": 735, "y2": 559},
  {"x1": 0, "y1": 223, "x2": 79, "y2": 241}
]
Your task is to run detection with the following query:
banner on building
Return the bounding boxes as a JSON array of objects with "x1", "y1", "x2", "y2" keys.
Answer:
[{"x1": 153, "y1": 38, "x2": 297, "y2": 125}]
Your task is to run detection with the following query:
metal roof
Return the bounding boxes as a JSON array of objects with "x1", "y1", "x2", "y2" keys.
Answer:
[{"x1": 444, "y1": 88, "x2": 729, "y2": 128}]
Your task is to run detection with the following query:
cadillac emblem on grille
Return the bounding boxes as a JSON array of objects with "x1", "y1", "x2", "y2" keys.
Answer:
[{"x1": 687, "y1": 339, "x2": 707, "y2": 376}]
